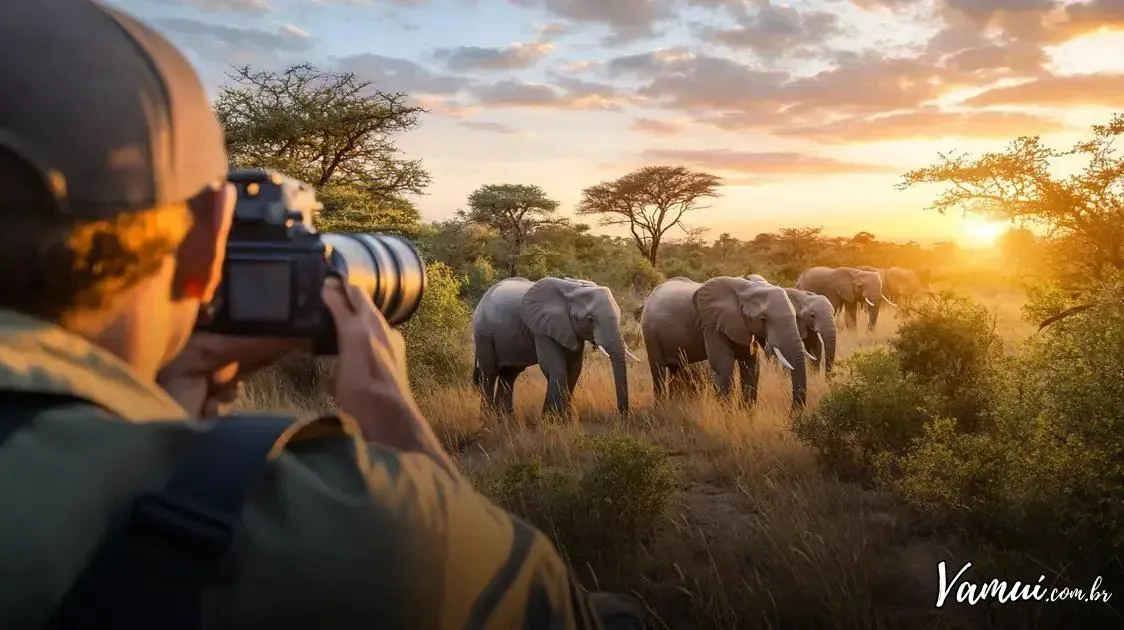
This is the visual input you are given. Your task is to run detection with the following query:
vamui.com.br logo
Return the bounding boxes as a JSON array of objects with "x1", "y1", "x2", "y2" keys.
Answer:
[{"x1": 936, "y1": 561, "x2": 1113, "y2": 607}]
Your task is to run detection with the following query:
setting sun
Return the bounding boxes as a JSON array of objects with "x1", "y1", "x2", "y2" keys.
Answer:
[{"x1": 960, "y1": 217, "x2": 1008, "y2": 248}]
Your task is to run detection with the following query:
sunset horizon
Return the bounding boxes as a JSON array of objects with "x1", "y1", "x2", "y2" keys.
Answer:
[{"x1": 109, "y1": 0, "x2": 1124, "y2": 249}]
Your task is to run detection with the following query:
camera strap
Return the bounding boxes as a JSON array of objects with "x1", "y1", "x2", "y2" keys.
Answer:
[{"x1": 45, "y1": 413, "x2": 296, "y2": 630}]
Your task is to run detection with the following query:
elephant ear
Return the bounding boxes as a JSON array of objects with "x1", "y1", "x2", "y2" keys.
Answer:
[
  {"x1": 830, "y1": 268, "x2": 857, "y2": 302},
  {"x1": 694, "y1": 277, "x2": 755, "y2": 347},
  {"x1": 520, "y1": 277, "x2": 581, "y2": 351}
]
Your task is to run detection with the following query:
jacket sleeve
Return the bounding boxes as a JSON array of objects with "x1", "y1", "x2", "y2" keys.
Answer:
[{"x1": 374, "y1": 450, "x2": 603, "y2": 630}]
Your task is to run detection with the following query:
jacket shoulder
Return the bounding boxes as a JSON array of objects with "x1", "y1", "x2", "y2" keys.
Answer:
[{"x1": 224, "y1": 435, "x2": 602, "y2": 629}]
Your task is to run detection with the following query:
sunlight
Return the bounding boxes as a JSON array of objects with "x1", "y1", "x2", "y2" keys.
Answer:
[
  {"x1": 959, "y1": 216, "x2": 1008, "y2": 248},
  {"x1": 1046, "y1": 29, "x2": 1124, "y2": 75}
]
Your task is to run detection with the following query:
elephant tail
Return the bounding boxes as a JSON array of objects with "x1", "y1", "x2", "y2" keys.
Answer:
[{"x1": 472, "y1": 362, "x2": 481, "y2": 386}]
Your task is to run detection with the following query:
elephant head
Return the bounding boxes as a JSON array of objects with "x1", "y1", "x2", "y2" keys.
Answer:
[
  {"x1": 785, "y1": 288, "x2": 838, "y2": 374},
  {"x1": 694, "y1": 276, "x2": 808, "y2": 407},
  {"x1": 834, "y1": 267, "x2": 895, "y2": 327},
  {"x1": 520, "y1": 277, "x2": 635, "y2": 412}
]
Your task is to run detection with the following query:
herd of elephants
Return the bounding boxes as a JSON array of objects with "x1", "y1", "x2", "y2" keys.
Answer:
[{"x1": 470, "y1": 265, "x2": 929, "y2": 416}]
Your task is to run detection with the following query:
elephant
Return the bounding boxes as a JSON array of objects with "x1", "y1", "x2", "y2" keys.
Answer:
[
  {"x1": 640, "y1": 275, "x2": 808, "y2": 408},
  {"x1": 796, "y1": 266, "x2": 895, "y2": 330},
  {"x1": 471, "y1": 276, "x2": 636, "y2": 416},
  {"x1": 783, "y1": 287, "x2": 838, "y2": 374},
  {"x1": 857, "y1": 266, "x2": 929, "y2": 304}
]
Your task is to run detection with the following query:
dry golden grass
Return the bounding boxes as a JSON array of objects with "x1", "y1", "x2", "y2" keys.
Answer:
[{"x1": 240, "y1": 287, "x2": 1036, "y2": 629}]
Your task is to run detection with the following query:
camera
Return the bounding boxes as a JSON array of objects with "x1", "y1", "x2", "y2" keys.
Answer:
[{"x1": 196, "y1": 168, "x2": 427, "y2": 355}]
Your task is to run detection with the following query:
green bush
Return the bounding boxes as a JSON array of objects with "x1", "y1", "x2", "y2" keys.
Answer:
[
  {"x1": 791, "y1": 349, "x2": 930, "y2": 480},
  {"x1": 399, "y1": 261, "x2": 473, "y2": 387},
  {"x1": 482, "y1": 433, "x2": 678, "y2": 581},
  {"x1": 891, "y1": 293, "x2": 1001, "y2": 431}
]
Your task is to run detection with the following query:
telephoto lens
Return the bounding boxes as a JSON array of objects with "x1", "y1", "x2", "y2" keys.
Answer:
[{"x1": 320, "y1": 232, "x2": 427, "y2": 326}]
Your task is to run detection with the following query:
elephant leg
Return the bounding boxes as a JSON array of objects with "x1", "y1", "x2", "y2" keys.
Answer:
[
  {"x1": 737, "y1": 355, "x2": 759, "y2": 405},
  {"x1": 496, "y1": 367, "x2": 523, "y2": 414},
  {"x1": 843, "y1": 302, "x2": 858, "y2": 330},
  {"x1": 650, "y1": 361, "x2": 668, "y2": 401},
  {"x1": 474, "y1": 337, "x2": 500, "y2": 409},
  {"x1": 565, "y1": 348, "x2": 584, "y2": 395},
  {"x1": 534, "y1": 335, "x2": 570, "y2": 415},
  {"x1": 644, "y1": 334, "x2": 668, "y2": 401},
  {"x1": 702, "y1": 328, "x2": 736, "y2": 398}
]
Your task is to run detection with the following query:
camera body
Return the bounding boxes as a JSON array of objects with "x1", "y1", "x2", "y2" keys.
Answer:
[{"x1": 197, "y1": 168, "x2": 426, "y2": 355}]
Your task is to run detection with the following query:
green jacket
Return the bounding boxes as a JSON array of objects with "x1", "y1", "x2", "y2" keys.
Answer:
[{"x1": 0, "y1": 309, "x2": 605, "y2": 629}]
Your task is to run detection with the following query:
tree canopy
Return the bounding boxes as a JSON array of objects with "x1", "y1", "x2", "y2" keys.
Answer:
[
  {"x1": 898, "y1": 114, "x2": 1124, "y2": 284},
  {"x1": 459, "y1": 184, "x2": 562, "y2": 276},
  {"x1": 576, "y1": 165, "x2": 723, "y2": 265},
  {"x1": 214, "y1": 63, "x2": 429, "y2": 235}
]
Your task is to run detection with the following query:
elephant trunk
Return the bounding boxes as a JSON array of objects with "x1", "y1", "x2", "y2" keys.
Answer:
[
  {"x1": 595, "y1": 325, "x2": 630, "y2": 413},
  {"x1": 820, "y1": 327, "x2": 837, "y2": 374},
  {"x1": 767, "y1": 326, "x2": 808, "y2": 408}
]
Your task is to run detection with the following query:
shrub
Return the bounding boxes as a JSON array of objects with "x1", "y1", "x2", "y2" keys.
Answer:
[
  {"x1": 791, "y1": 349, "x2": 930, "y2": 481},
  {"x1": 460, "y1": 256, "x2": 497, "y2": 305},
  {"x1": 891, "y1": 293, "x2": 1001, "y2": 431},
  {"x1": 482, "y1": 433, "x2": 678, "y2": 582},
  {"x1": 399, "y1": 261, "x2": 473, "y2": 387}
]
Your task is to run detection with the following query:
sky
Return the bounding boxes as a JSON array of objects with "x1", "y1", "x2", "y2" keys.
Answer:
[{"x1": 107, "y1": 0, "x2": 1124, "y2": 247}]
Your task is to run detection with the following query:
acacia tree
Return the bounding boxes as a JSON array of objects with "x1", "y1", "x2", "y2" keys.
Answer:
[
  {"x1": 774, "y1": 226, "x2": 825, "y2": 269},
  {"x1": 897, "y1": 114, "x2": 1124, "y2": 284},
  {"x1": 459, "y1": 184, "x2": 561, "y2": 276},
  {"x1": 576, "y1": 165, "x2": 723, "y2": 266},
  {"x1": 214, "y1": 63, "x2": 430, "y2": 235}
]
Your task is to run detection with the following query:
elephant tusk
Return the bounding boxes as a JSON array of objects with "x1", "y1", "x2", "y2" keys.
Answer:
[
  {"x1": 773, "y1": 346, "x2": 795, "y2": 371},
  {"x1": 625, "y1": 349, "x2": 641, "y2": 361},
  {"x1": 816, "y1": 332, "x2": 826, "y2": 364},
  {"x1": 804, "y1": 348, "x2": 817, "y2": 361},
  {"x1": 596, "y1": 345, "x2": 610, "y2": 358},
  {"x1": 883, "y1": 295, "x2": 898, "y2": 307},
  {"x1": 864, "y1": 297, "x2": 876, "y2": 307}
]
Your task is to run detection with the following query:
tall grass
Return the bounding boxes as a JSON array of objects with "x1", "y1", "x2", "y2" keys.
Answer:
[{"x1": 239, "y1": 290, "x2": 1041, "y2": 629}]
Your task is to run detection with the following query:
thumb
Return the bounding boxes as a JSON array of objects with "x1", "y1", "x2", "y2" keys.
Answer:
[{"x1": 322, "y1": 277, "x2": 356, "y2": 322}]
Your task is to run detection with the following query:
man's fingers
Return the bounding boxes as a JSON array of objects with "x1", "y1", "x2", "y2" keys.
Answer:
[{"x1": 322, "y1": 277, "x2": 356, "y2": 319}]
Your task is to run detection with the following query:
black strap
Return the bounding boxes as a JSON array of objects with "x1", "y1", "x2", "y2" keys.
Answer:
[
  {"x1": 0, "y1": 391, "x2": 91, "y2": 449},
  {"x1": 45, "y1": 413, "x2": 296, "y2": 630}
]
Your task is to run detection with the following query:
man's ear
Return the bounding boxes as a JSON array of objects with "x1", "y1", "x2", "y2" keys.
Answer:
[{"x1": 172, "y1": 182, "x2": 235, "y2": 303}]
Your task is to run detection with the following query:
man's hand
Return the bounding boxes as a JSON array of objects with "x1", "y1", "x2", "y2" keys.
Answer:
[
  {"x1": 157, "y1": 334, "x2": 305, "y2": 417},
  {"x1": 320, "y1": 277, "x2": 462, "y2": 480}
]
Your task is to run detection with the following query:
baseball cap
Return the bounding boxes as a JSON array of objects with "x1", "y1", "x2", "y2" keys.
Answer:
[{"x1": 0, "y1": 0, "x2": 228, "y2": 217}]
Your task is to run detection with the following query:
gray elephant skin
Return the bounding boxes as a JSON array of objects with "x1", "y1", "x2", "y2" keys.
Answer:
[
  {"x1": 783, "y1": 287, "x2": 838, "y2": 374},
  {"x1": 471, "y1": 276, "x2": 634, "y2": 415},
  {"x1": 857, "y1": 266, "x2": 928, "y2": 303},
  {"x1": 796, "y1": 266, "x2": 894, "y2": 330},
  {"x1": 640, "y1": 276, "x2": 808, "y2": 408}
]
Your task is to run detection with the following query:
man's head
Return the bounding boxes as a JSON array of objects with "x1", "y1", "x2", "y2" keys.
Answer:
[{"x1": 0, "y1": 0, "x2": 234, "y2": 377}]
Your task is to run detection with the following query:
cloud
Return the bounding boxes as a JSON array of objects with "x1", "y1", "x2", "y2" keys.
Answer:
[
  {"x1": 510, "y1": 0, "x2": 674, "y2": 43},
  {"x1": 694, "y1": 2, "x2": 843, "y2": 57},
  {"x1": 336, "y1": 53, "x2": 470, "y2": 95},
  {"x1": 184, "y1": 0, "x2": 270, "y2": 11},
  {"x1": 460, "y1": 120, "x2": 522, "y2": 134},
  {"x1": 468, "y1": 76, "x2": 626, "y2": 109},
  {"x1": 1056, "y1": 0, "x2": 1124, "y2": 40},
  {"x1": 641, "y1": 149, "x2": 897, "y2": 175},
  {"x1": 280, "y1": 23, "x2": 310, "y2": 39},
  {"x1": 964, "y1": 73, "x2": 1124, "y2": 107},
  {"x1": 775, "y1": 108, "x2": 1071, "y2": 143},
  {"x1": 434, "y1": 41, "x2": 553, "y2": 71},
  {"x1": 156, "y1": 17, "x2": 313, "y2": 64},
  {"x1": 536, "y1": 22, "x2": 570, "y2": 40},
  {"x1": 629, "y1": 117, "x2": 682, "y2": 135}
]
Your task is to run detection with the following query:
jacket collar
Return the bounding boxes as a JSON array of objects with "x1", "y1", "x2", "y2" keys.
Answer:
[{"x1": 0, "y1": 309, "x2": 187, "y2": 421}]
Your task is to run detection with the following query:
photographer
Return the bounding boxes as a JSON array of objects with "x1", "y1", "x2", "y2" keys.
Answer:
[{"x1": 0, "y1": 1, "x2": 645, "y2": 628}]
